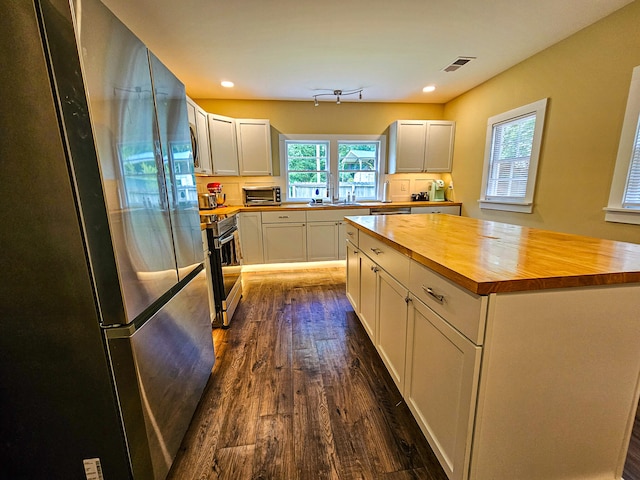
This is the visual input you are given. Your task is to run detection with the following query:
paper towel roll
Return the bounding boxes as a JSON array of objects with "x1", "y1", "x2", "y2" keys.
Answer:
[{"x1": 383, "y1": 180, "x2": 391, "y2": 203}]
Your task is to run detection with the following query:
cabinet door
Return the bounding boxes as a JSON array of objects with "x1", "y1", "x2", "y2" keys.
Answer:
[
  {"x1": 346, "y1": 241, "x2": 360, "y2": 313},
  {"x1": 209, "y1": 114, "x2": 239, "y2": 176},
  {"x1": 306, "y1": 221, "x2": 338, "y2": 261},
  {"x1": 425, "y1": 121, "x2": 455, "y2": 172},
  {"x1": 358, "y1": 254, "x2": 377, "y2": 341},
  {"x1": 236, "y1": 119, "x2": 272, "y2": 176},
  {"x1": 194, "y1": 107, "x2": 212, "y2": 174},
  {"x1": 389, "y1": 120, "x2": 427, "y2": 173},
  {"x1": 338, "y1": 221, "x2": 347, "y2": 259},
  {"x1": 376, "y1": 269, "x2": 409, "y2": 391},
  {"x1": 404, "y1": 296, "x2": 481, "y2": 480},
  {"x1": 238, "y1": 212, "x2": 264, "y2": 265},
  {"x1": 262, "y1": 223, "x2": 306, "y2": 263}
]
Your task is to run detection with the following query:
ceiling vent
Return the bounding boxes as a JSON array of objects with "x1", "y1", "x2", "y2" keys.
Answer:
[{"x1": 443, "y1": 56, "x2": 476, "y2": 72}]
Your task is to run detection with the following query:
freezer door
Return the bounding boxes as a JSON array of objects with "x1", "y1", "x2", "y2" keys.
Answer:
[
  {"x1": 149, "y1": 53, "x2": 204, "y2": 280},
  {"x1": 75, "y1": 0, "x2": 179, "y2": 323},
  {"x1": 107, "y1": 269, "x2": 215, "y2": 480}
]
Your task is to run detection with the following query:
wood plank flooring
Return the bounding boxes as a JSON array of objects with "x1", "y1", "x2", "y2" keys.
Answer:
[
  {"x1": 168, "y1": 265, "x2": 640, "y2": 480},
  {"x1": 167, "y1": 267, "x2": 448, "y2": 480},
  {"x1": 625, "y1": 401, "x2": 640, "y2": 480}
]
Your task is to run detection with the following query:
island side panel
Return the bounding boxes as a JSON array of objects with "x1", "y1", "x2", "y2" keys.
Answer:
[{"x1": 470, "y1": 284, "x2": 640, "y2": 480}]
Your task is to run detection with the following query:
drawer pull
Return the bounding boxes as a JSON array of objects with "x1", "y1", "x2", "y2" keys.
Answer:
[
  {"x1": 347, "y1": 231, "x2": 354, "y2": 236},
  {"x1": 371, "y1": 265, "x2": 379, "y2": 273},
  {"x1": 370, "y1": 247, "x2": 383, "y2": 255},
  {"x1": 278, "y1": 215, "x2": 289, "y2": 219},
  {"x1": 424, "y1": 286, "x2": 445, "y2": 304}
]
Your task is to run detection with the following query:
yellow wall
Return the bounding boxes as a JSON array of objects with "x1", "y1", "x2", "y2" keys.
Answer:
[
  {"x1": 195, "y1": 1, "x2": 640, "y2": 243},
  {"x1": 444, "y1": 0, "x2": 640, "y2": 242}
]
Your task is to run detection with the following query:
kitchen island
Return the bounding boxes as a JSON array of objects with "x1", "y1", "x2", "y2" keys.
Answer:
[{"x1": 344, "y1": 214, "x2": 640, "y2": 480}]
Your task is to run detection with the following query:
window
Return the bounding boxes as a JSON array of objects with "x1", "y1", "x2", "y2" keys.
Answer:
[
  {"x1": 606, "y1": 65, "x2": 640, "y2": 225},
  {"x1": 280, "y1": 134, "x2": 385, "y2": 202},
  {"x1": 479, "y1": 98, "x2": 548, "y2": 213},
  {"x1": 285, "y1": 141, "x2": 329, "y2": 199}
]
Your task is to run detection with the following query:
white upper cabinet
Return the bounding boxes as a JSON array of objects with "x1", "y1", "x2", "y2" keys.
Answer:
[
  {"x1": 208, "y1": 113, "x2": 239, "y2": 176},
  {"x1": 235, "y1": 119, "x2": 273, "y2": 176},
  {"x1": 388, "y1": 120, "x2": 455, "y2": 173},
  {"x1": 186, "y1": 96, "x2": 212, "y2": 174}
]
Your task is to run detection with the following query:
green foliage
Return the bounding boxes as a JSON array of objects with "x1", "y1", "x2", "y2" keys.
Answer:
[{"x1": 498, "y1": 117, "x2": 535, "y2": 160}]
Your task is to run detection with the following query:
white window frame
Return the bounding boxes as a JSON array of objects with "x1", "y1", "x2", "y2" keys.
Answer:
[
  {"x1": 279, "y1": 134, "x2": 386, "y2": 203},
  {"x1": 605, "y1": 65, "x2": 640, "y2": 225},
  {"x1": 479, "y1": 98, "x2": 548, "y2": 213}
]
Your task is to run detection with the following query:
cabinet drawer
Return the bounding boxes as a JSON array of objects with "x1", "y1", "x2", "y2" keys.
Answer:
[
  {"x1": 411, "y1": 206, "x2": 460, "y2": 215},
  {"x1": 409, "y1": 260, "x2": 487, "y2": 345},
  {"x1": 307, "y1": 208, "x2": 361, "y2": 222},
  {"x1": 261, "y1": 210, "x2": 306, "y2": 224},
  {"x1": 360, "y1": 233, "x2": 410, "y2": 285},
  {"x1": 344, "y1": 223, "x2": 359, "y2": 247}
]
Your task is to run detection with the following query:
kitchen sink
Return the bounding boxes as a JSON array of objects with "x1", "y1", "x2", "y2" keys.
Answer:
[{"x1": 308, "y1": 201, "x2": 361, "y2": 207}]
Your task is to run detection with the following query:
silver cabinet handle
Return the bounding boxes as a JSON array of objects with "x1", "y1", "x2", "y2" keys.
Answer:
[
  {"x1": 347, "y1": 231, "x2": 354, "y2": 236},
  {"x1": 423, "y1": 286, "x2": 445, "y2": 304},
  {"x1": 370, "y1": 265, "x2": 379, "y2": 272},
  {"x1": 278, "y1": 215, "x2": 289, "y2": 219},
  {"x1": 370, "y1": 247, "x2": 383, "y2": 255}
]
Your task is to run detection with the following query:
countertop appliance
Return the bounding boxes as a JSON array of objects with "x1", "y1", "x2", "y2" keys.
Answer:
[
  {"x1": 430, "y1": 179, "x2": 446, "y2": 201},
  {"x1": 199, "y1": 192, "x2": 217, "y2": 209},
  {"x1": 243, "y1": 185, "x2": 282, "y2": 206},
  {"x1": 202, "y1": 213, "x2": 243, "y2": 327},
  {"x1": 1, "y1": 1, "x2": 214, "y2": 479}
]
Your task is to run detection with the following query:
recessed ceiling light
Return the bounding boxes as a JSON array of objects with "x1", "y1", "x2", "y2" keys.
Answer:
[
  {"x1": 221, "y1": 81, "x2": 234, "y2": 88},
  {"x1": 422, "y1": 85, "x2": 436, "y2": 93}
]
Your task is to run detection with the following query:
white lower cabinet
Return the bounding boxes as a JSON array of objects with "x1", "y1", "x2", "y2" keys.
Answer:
[
  {"x1": 350, "y1": 228, "x2": 483, "y2": 480},
  {"x1": 307, "y1": 221, "x2": 339, "y2": 261},
  {"x1": 262, "y1": 223, "x2": 307, "y2": 263},
  {"x1": 375, "y1": 269, "x2": 409, "y2": 391},
  {"x1": 345, "y1": 241, "x2": 360, "y2": 313},
  {"x1": 261, "y1": 211, "x2": 307, "y2": 263},
  {"x1": 238, "y1": 212, "x2": 264, "y2": 265},
  {"x1": 404, "y1": 295, "x2": 481, "y2": 480},
  {"x1": 358, "y1": 253, "x2": 378, "y2": 341}
]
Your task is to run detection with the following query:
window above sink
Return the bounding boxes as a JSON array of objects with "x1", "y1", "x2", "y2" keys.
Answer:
[{"x1": 279, "y1": 134, "x2": 386, "y2": 204}]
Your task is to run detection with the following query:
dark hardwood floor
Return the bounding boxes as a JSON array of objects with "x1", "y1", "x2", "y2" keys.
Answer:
[
  {"x1": 168, "y1": 265, "x2": 640, "y2": 480},
  {"x1": 167, "y1": 267, "x2": 448, "y2": 480},
  {"x1": 625, "y1": 402, "x2": 640, "y2": 480}
]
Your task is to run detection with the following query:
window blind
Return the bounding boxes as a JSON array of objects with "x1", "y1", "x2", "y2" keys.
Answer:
[
  {"x1": 487, "y1": 113, "x2": 536, "y2": 199},
  {"x1": 622, "y1": 116, "x2": 640, "y2": 208}
]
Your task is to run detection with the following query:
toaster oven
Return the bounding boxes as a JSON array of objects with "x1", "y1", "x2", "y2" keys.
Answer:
[{"x1": 242, "y1": 186, "x2": 281, "y2": 206}]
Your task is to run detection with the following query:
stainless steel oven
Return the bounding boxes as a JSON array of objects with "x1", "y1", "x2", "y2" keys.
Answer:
[{"x1": 202, "y1": 213, "x2": 242, "y2": 328}]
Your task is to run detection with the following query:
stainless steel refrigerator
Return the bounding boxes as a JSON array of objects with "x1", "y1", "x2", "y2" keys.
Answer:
[{"x1": 0, "y1": 0, "x2": 214, "y2": 479}]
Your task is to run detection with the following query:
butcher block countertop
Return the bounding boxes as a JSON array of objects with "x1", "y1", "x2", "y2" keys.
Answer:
[
  {"x1": 345, "y1": 214, "x2": 640, "y2": 295},
  {"x1": 200, "y1": 201, "x2": 461, "y2": 215}
]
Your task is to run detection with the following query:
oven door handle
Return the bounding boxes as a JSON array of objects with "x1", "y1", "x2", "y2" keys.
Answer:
[{"x1": 217, "y1": 226, "x2": 238, "y2": 247}]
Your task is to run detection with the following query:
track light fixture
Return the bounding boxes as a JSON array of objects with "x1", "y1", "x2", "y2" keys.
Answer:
[{"x1": 313, "y1": 88, "x2": 363, "y2": 106}]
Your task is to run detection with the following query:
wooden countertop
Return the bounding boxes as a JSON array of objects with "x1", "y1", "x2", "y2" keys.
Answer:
[
  {"x1": 199, "y1": 201, "x2": 460, "y2": 215},
  {"x1": 345, "y1": 214, "x2": 640, "y2": 294}
]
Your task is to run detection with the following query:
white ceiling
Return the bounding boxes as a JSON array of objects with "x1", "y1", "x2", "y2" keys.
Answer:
[{"x1": 100, "y1": 0, "x2": 634, "y2": 104}]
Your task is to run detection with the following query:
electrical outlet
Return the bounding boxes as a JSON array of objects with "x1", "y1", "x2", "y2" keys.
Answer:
[{"x1": 401, "y1": 183, "x2": 407, "y2": 192}]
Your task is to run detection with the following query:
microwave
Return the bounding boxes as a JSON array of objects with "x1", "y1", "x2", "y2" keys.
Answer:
[{"x1": 242, "y1": 186, "x2": 282, "y2": 206}]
